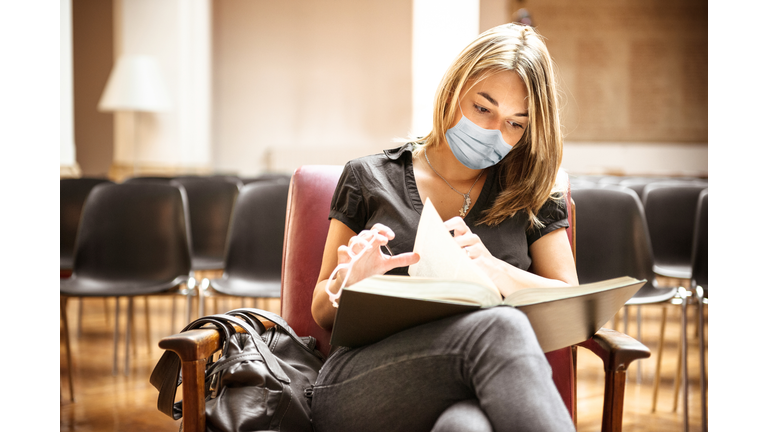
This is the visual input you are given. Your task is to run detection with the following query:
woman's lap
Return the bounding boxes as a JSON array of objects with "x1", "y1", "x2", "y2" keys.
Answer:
[{"x1": 312, "y1": 307, "x2": 574, "y2": 432}]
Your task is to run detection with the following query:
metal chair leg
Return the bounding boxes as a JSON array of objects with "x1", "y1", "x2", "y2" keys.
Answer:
[
  {"x1": 77, "y1": 298, "x2": 84, "y2": 338},
  {"x1": 104, "y1": 298, "x2": 111, "y2": 326},
  {"x1": 672, "y1": 327, "x2": 682, "y2": 413},
  {"x1": 185, "y1": 276, "x2": 196, "y2": 324},
  {"x1": 61, "y1": 297, "x2": 75, "y2": 402},
  {"x1": 681, "y1": 288, "x2": 689, "y2": 432},
  {"x1": 623, "y1": 306, "x2": 629, "y2": 335},
  {"x1": 125, "y1": 297, "x2": 133, "y2": 376},
  {"x1": 697, "y1": 287, "x2": 708, "y2": 432},
  {"x1": 636, "y1": 305, "x2": 642, "y2": 384},
  {"x1": 170, "y1": 296, "x2": 177, "y2": 334},
  {"x1": 197, "y1": 278, "x2": 210, "y2": 318},
  {"x1": 144, "y1": 296, "x2": 151, "y2": 355},
  {"x1": 651, "y1": 305, "x2": 667, "y2": 412},
  {"x1": 112, "y1": 297, "x2": 121, "y2": 376}
]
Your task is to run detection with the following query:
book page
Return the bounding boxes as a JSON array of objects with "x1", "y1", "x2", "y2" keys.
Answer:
[
  {"x1": 503, "y1": 276, "x2": 642, "y2": 306},
  {"x1": 349, "y1": 274, "x2": 502, "y2": 307},
  {"x1": 408, "y1": 198, "x2": 499, "y2": 293}
]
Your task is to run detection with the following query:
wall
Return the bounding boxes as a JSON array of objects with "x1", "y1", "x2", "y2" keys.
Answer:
[
  {"x1": 69, "y1": 0, "x2": 707, "y2": 178},
  {"x1": 211, "y1": 0, "x2": 412, "y2": 176},
  {"x1": 73, "y1": 0, "x2": 114, "y2": 177},
  {"x1": 110, "y1": 0, "x2": 211, "y2": 180},
  {"x1": 61, "y1": 0, "x2": 79, "y2": 176},
  {"x1": 519, "y1": 0, "x2": 708, "y2": 176}
]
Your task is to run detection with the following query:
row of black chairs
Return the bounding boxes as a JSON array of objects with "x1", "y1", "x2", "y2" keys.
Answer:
[
  {"x1": 569, "y1": 176, "x2": 708, "y2": 431},
  {"x1": 60, "y1": 173, "x2": 292, "y2": 402}
]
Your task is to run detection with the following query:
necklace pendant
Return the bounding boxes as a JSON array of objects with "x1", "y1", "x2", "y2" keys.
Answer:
[{"x1": 460, "y1": 194, "x2": 471, "y2": 218}]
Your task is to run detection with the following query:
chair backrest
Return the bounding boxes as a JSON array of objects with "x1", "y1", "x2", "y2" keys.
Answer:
[
  {"x1": 570, "y1": 185, "x2": 658, "y2": 288},
  {"x1": 70, "y1": 183, "x2": 191, "y2": 290},
  {"x1": 60, "y1": 178, "x2": 113, "y2": 270},
  {"x1": 170, "y1": 177, "x2": 242, "y2": 271},
  {"x1": 123, "y1": 176, "x2": 174, "y2": 184},
  {"x1": 690, "y1": 189, "x2": 708, "y2": 291},
  {"x1": 280, "y1": 165, "x2": 577, "y2": 418},
  {"x1": 281, "y1": 165, "x2": 345, "y2": 355},
  {"x1": 240, "y1": 173, "x2": 292, "y2": 184},
  {"x1": 618, "y1": 176, "x2": 669, "y2": 198},
  {"x1": 641, "y1": 180, "x2": 709, "y2": 278},
  {"x1": 223, "y1": 180, "x2": 290, "y2": 282}
]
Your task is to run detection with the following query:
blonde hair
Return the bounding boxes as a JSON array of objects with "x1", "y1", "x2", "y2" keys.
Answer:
[{"x1": 413, "y1": 23, "x2": 564, "y2": 228}]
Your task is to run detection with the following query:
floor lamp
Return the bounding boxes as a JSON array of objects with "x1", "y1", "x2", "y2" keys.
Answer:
[{"x1": 98, "y1": 55, "x2": 171, "y2": 177}]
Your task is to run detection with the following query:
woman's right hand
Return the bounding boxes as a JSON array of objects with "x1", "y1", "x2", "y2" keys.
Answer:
[
  {"x1": 332, "y1": 223, "x2": 419, "y2": 290},
  {"x1": 312, "y1": 220, "x2": 419, "y2": 330}
]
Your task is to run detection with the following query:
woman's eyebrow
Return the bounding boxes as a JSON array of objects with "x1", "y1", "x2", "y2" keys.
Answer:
[
  {"x1": 478, "y1": 91, "x2": 498, "y2": 107},
  {"x1": 478, "y1": 91, "x2": 528, "y2": 117}
]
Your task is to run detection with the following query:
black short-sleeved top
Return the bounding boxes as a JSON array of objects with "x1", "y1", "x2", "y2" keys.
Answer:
[{"x1": 329, "y1": 143, "x2": 569, "y2": 276}]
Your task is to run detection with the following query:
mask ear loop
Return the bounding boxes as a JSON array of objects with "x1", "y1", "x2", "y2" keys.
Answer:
[{"x1": 324, "y1": 228, "x2": 393, "y2": 308}]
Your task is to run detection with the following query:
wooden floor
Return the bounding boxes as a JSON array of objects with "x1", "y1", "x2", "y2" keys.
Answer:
[{"x1": 60, "y1": 286, "x2": 707, "y2": 431}]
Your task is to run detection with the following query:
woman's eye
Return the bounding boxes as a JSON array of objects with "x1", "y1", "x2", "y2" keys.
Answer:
[
  {"x1": 508, "y1": 121, "x2": 523, "y2": 129},
  {"x1": 473, "y1": 104, "x2": 490, "y2": 114}
]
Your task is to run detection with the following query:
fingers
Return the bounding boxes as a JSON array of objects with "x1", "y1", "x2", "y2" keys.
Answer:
[
  {"x1": 443, "y1": 217, "x2": 485, "y2": 259},
  {"x1": 370, "y1": 223, "x2": 396, "y2": 239},
  {"x1": 349, "y1": 229, "x2": 388, "y2": 254},
  {"x1": 446, "y1": 218, "x2": 478, "y2": 249},
  {"x1": 386, "y1": 252, "x2": 420, "y2": 269},
  {"x1": 443, "y1": 217, "x2": 470, "y2": 237}
]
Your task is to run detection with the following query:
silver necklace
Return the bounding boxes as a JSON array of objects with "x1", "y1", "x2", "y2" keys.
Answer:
[{"x1": 424, "y1": 149, "x2": 484, "y2": 218}]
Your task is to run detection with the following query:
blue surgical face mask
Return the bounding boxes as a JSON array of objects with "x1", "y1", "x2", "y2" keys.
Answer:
[{"x1": 445, "y1": 109, "x2": 514, "y2": 170}]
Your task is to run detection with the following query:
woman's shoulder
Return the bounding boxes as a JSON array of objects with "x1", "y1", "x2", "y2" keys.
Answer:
[
  {"x1": 536, "y1": 192, "x2": 568, "y2": 223},
  {"x1": 345, "y1": 143, "x2": 414, "y2": 170}
]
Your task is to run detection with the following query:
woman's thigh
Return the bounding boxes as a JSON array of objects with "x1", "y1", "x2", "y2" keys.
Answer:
[{"x1": 311, "y1": 307, "x2": 546, "y2": 432}]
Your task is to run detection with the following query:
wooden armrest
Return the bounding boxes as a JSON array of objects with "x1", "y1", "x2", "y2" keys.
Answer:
[
  {"x1": 577, "y1": 328, "x2": 651, "y2": 432},
  {"x1": 157, "y1": 329, "x2": 223, "y2": 432},
  {"x1": 578, "y1": 328, "x2": 650, "y2": 373},
  {"x1": 159, "y1": 329, "x2": 222, "y2": 362}
]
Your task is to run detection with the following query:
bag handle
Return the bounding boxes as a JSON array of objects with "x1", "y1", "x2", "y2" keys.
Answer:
[
  {"x1": 226, "y1": 308, "x2": 312, "y2": 350},
  {"x1": 201, "y1": 314, "x2": 291, "y2": 383}
]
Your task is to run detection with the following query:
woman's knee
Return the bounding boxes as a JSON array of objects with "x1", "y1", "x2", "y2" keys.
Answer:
[
  {"x1": 471, "y1": 306, "x2": 532, "y2": 336},
  {"x1": 431, "y1": 400, "x2": 493, "y2": 432}
]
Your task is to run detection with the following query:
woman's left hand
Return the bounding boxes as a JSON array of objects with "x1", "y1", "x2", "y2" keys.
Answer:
[
  {"x1": 444, "y1": 217, "x2": 577, "y2": 297},
  {"x1": 443, "y1": 217, "x2": 494, "y2": 263}
]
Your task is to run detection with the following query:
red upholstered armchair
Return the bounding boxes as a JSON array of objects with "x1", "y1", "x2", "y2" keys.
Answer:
[{"x1": 159, "y1": 165, "x2": 650, "y2": 432}]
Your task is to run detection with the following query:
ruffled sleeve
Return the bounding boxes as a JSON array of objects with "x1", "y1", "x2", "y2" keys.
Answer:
[
  {"x1": 526, "y1": 195, "x2": 570, "y2": 246},
  {"x1": 329, "y1": 161, "x2": 367, "y2": 233}
]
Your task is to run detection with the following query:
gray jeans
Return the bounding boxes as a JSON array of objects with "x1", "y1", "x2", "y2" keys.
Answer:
[{"x1": 311, "y1": 307, "x2": 575, "y2": 432}]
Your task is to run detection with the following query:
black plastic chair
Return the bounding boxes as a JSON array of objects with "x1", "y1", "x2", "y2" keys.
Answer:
[
  {"x1": 60, "y1": 178, "x2": 113, "y2": 275},
  {"x1": 239, "y1": 173, "x2": 292, "y2": 184},
  {"x1": 618, "y1": 177, "x2": 669, "y2": 198},
  {"x1": 681, "y1": 188, "x2": 708, "y2": 432},
  {"x1": 571, "y1": 185, "x2": 678, "y2": 303},
  {"x1": 641, "y1": 180, "x2": 709, "y2": 279},
  {"x1": 170, "y1": 176, "x2": 243, "y2": 272},
  {"x1": 571, "y1": 185, "x2": 679, "y2": 384},
  {"x1": 60, "y1": 183, "x2": 192, "y2": 399},
  {"x1": 122, "y1": 175, "x2": 174, "y2": 184},
  {"x1": 202, "y1": 180, "x2": 290, "y2": 314}
]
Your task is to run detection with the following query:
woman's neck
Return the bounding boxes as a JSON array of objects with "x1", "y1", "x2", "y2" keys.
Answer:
[{"x1": 424, "y1": 143, "x2": 485, "y2": 184}]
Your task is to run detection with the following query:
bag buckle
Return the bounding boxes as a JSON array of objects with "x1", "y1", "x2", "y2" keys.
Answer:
[{"x1": 209, "y1": 372, "x2": 222, "y2": 399}]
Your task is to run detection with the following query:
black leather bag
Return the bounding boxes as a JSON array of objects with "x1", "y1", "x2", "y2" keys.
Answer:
[{"x1": 150, "y1": 308, "x2": 325, "y2": 431}]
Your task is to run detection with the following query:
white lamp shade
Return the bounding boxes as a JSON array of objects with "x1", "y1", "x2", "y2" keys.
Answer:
[{"x1": 98, "y1": 55, "x2": 172, "y2": 112}]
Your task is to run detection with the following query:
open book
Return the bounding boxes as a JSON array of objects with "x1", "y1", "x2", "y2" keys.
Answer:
[{"x1": 329, "y1": 199, "x2": 645, "y2": 352}]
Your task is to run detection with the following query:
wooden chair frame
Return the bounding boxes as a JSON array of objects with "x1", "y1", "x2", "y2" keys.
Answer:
[{"x1": 158, "y1": 180, "x2": 650, "y2": 432}]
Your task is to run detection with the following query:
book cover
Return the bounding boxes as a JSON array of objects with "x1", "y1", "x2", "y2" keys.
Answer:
[{"x1": 329, "y1": 199, "x2": 644, "y2": 352}]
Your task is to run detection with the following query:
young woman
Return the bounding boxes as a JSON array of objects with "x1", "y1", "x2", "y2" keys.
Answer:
[{"x1": 310, "y1": 23, "x2": 578, "y2": 432}]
